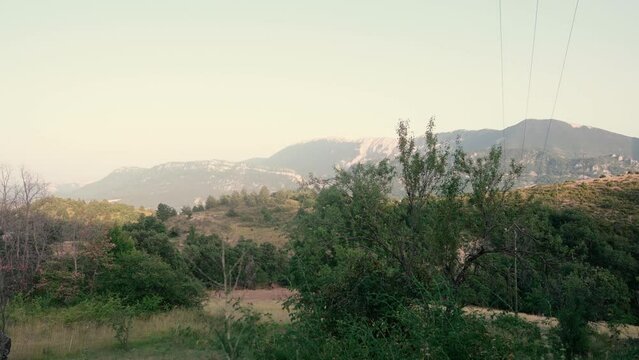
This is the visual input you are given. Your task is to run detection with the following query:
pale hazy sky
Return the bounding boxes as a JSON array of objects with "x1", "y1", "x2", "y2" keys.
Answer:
[{"x1": 0, "y1": 1, "x2": 637, "y2": 184}]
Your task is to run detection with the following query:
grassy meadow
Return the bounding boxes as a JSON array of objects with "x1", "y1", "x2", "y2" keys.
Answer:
[{"x1": 8, "y1": 290, "x2": 291, "y2": 360}]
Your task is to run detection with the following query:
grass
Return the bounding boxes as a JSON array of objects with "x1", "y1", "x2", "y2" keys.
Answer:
[
  {"x1": 8, "y1": 308, "x2": 208, "y2": 360},
  {"x1": 7, "y1": 289, "x2": 638, "y2": 359},
  {"x1": 30, "y1": 333, "x2": 213, "y2": 360},
  {"x1": 204, "y1": 289, "x2": 292, "y2": 324},
  {"x1": 7, "y1": 290, "x2": 291, "y2": 360},
  {"x1": 523, "y1": 173, "x2": 639, "y2": 228}
]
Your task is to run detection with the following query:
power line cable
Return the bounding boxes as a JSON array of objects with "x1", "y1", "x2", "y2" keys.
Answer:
[
  {"x1": 520, "y1": 0, "x2": 540, "y2": 160},
  {"x1": 499, "y1": 0, "x2": 506, "y2": 150},
  {"x1": 539, "y1": 0, "x2": 580, "y2": 176}
]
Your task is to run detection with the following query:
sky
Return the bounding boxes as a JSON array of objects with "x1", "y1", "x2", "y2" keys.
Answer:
[{"x1": 0, "y1": 0, "x2": 637, "y2": 184}]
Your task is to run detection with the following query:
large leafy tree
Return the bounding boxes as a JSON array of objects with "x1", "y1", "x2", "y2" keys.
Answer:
[
  {"x1": 288, "y1": 119, "x2": 526, "y2": 325},
  {"x1": 277, "y1": 119, "x2": 568, "y2": 359}
]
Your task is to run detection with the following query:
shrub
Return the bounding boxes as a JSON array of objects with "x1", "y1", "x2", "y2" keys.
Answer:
[{"x1": 225, "y1": 208, "x2": 239, "y2": 217}]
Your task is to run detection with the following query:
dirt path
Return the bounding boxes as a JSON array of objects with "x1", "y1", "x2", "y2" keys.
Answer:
[
  {"x1": 208, "y1": 288, "x2": 639, "y2": 339},
  {"x1": 464, "y1": 306, "x2": 639, "y2": 339}
]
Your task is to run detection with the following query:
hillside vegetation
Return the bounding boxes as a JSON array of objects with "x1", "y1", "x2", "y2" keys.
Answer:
[
  {"x1": 164, "y1": 194, "x2": 301, "y2": 248},
  {"x1": 525, "y1": 173, "x2": 639, "y2": 227},
  {"x1": 3, "y1": 120, "x2": 639, "y2": 359},
  {"x1": 34, "y1": 197, "x2": 149, "y2": 225}
]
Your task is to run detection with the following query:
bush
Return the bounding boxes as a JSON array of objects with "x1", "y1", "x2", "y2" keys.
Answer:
[
  {"x1": 184, "y1": 232, "x2": 289, "y2": 289},
  {"x1": 98, "y1": 250, "x2": 204, "y2": 309},
  {"x1": 255, "y1": 302, "x2": 556, "y2": 360},
  {"x1": 215, "y1": 303, "x2": 271, "y2": 360},
  {"x1": 225, "y1": 208, "x2": 239, "y2": 217}
]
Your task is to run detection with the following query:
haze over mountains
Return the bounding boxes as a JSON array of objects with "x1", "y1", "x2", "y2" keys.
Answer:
[{"x1": 57, "y1": 119, "x2": 639, "y2": 208}]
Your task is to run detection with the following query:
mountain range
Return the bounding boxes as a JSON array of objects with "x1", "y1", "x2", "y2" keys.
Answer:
[{"x1": 57, "y1": 119, "x2": 639, "y2": 208}]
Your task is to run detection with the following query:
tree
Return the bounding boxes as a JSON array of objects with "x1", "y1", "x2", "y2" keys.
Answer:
[
  {"x1": 205, "y1": 195, "x2": 218, "y2": 210},
  {"x1": 556, "y1": 273, "x2": 591, "y2": 359},
  {"x1": 180, "y1": 206, "x2": 193, "y2": 219},
  {"x1": 219, "y1": 195, "x2": 230, "y2": 206},
  {"x1": 448, "y1": 145, "x2": 523, "y2": 287},
  {"x1": 122, "y1": 216, "x2": 183, "y2": 269},
  {"x1": 257, "y1": 186, "x2": 270, "y2": 205},
  {"x1": 0, "y1": 165, "x2": 51, "y2": 351},
  {"x1": 284, "y1": 118, "x2": 531, "y2": 354},
  {"x1": 156, "y1": 203, "x2": 177, "y2": 222},
  {"x1": 229, "y1": 191, "x2": 242, "y2": 209},
  {"x1": 108, "y1": 226, "x2": 135, "y2": 256},
  {"x1": 184, "y1": 231, "x2": 264, "y2": 360}
]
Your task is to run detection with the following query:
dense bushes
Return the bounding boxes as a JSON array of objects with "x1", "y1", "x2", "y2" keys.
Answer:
[
  {"x1": 98, "y1": 249, "x2": 203, "y2": 308},
  {"x1": 183, "y1": 228, "x2": 288, "y2": 289},
  {"x1": 37, "y1": 216, "x2": 205, "y2": 310},
  {"x1": 257, "y1": 290, "x2": 557, "y2": 359},
  {"x1": 256, "y1": 119, "x2": 639, "y2": 359},
  {"x1": 458, "y1": 202, "x2": 637, "y2": 325},
  {"x1": 37, "y1": 210, "x2": 290, "y2": 314}
]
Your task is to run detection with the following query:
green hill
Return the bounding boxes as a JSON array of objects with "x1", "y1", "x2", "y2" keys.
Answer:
[
  {"x1": 525, "y1": 173, "x2": 639, "y2": 228},
  {"x1": 165, "y1": 198, "x2": 301, "y2": 248}
]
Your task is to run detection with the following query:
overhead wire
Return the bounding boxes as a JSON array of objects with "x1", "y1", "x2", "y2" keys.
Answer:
[
  {"x1": 519, "y1": 0, "x2": 540, "y2": 160},
  {"x1": 498, "y1": 0, "x2": 506, "y2": 150},
  {"x1": 539, "y1": 0, "x2": 581, "y2": 177}
]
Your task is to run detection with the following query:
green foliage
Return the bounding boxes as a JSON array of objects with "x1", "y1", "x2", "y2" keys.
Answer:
[
  {"x1": 98, "y1": 250, "x2": 203, "y2": 308},
  {"x1": 218, "y1": 195, "x2": 230, "y2": 206},
  {"x1": 155, "y1": 203, "x2": 177, "y2": 222},
  {"x1": 183, "y1": 231, "x2": 288, "y2": 289},
  {"x1": 396, "y1": 117, "x2": 448, "y2": 206},
  {"x1": 205, "y1": 195, "x2": 218, "y2": 209},
  {"x1": 122, "y1": 216, "x2": 184, "y2": 268},
  {"x1": 229, "y1": 191, "x2": 242, "y2": 208},
  {"x1": 37, "y1": 216, "x2": 205, "y2": 311},
  {"x1": 260, "y1": 207, "x2": 274, "y2": 224},
  {"x1": 168, "y1": 226, "x2": 180, "y2": 237},
  {"x1": 109, "y1": 226, "x2": 135, "y2": 256},
  {"x1": 258, "y1": 186, "x2": 271, "y2": 205},
  {"x1": 277, "y1": 119, "x2": 545, "y2": 358},
  {"x1": 20, "y1": 119, "x2": 639, "y2": 358},
  {"x1": 225, "y1": 208, "x2": 239, "y2": 217},
  {"x1": 34, "y1": 197, "x2": 144, "y2": 225},
  {"x1": 215, "y1": 302, "x2": 270, "y2": 360},
  {"x1": 181, "y1": 205, "x2": 193, "y2": 218},
  {"x1": 459, "y1": 201, "x2": 636, "y2": 325},
  {"x1": 258, "y1": 291, "x2": 557, "y2": 360},
  {"x1": 556, "y1": 273, "x2": 592, "y2": 359},
  {"x1": 275, "y1": 119, "x2": 638, "y2": 358}
]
